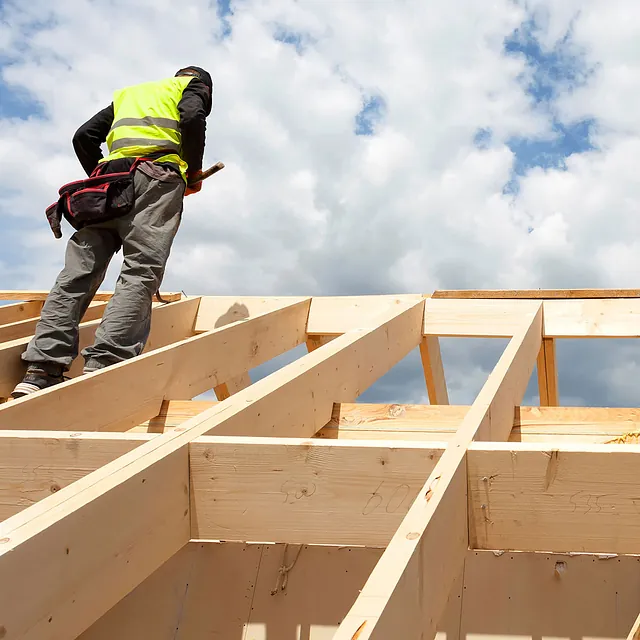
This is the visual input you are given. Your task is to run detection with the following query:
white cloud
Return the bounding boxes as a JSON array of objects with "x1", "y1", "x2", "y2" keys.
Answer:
[{"x1": 1, "y1": 0, "x2": 640, "y2": 405}]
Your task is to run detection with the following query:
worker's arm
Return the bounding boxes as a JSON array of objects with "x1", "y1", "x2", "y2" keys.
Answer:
[
  {"x1": 72, "y1": 104, "x2": 114, "y2": 176},
  {"x1": 177, "y1": 79, "x2": 210, "y2": 179}
]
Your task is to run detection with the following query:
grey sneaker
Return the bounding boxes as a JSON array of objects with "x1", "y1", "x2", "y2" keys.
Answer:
[{"x1": 10, "y1": 365, "x2": 67, "y2": 399}]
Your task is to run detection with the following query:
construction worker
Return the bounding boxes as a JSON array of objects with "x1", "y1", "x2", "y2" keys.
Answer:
[{"x1": 10, "y1": 66, "x2": 213, "y2": 399}]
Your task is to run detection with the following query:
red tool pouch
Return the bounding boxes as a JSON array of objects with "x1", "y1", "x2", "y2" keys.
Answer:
[{"x1": 45, "y1": 157, "x2": 149, "y2": 238}]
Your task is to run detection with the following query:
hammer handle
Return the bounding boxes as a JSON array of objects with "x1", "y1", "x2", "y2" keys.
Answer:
[{"x1": 188, "y1": 161, "x2": 225, "y2": 186}]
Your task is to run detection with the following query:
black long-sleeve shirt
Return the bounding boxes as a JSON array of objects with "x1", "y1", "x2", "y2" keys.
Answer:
[{"x1": 72, "y1": 78, "x2": 210, "y2": 177}]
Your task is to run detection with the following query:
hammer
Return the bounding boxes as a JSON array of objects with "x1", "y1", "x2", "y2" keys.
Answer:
[{"x1": 188, "y1": 161, "x2": 225, "y2": 186}]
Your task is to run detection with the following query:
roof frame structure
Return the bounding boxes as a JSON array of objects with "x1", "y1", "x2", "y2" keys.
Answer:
[{"x1": 0, "y1": 288, "x2": 639, "y2": 638}]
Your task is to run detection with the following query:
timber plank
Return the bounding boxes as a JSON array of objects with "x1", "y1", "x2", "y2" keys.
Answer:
[
  {"x1": 433, "y1": 289, "x2": 640, "y2": 299},
  {"x1": 468, "y1": 442, "x2": 640, "y2": 555},
  {"x1": 0, "y1": 302, "x2": 43, "y2": 328},
  {"x1": 190, "y1": 437, "x2": 444, "y2": 546}
]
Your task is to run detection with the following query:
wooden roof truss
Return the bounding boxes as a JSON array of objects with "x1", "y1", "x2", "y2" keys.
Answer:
[{"x1": 1, "y1": 289, "x2": 640, "y2": 638}]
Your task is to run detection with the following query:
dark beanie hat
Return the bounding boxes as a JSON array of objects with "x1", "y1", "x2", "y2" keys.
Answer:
[{"x1": 175, "y1": 66, "x2": 213, "y2": 113}]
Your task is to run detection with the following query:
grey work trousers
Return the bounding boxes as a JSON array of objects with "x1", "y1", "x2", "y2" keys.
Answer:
[{"x1": 22, "y1": 161, "x2": 185, "y2": 373}]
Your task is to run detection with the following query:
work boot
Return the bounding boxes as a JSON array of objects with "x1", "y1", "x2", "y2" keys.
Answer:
[{"x1": 9, "y1": 364, "x2": 66, "y2": 400}]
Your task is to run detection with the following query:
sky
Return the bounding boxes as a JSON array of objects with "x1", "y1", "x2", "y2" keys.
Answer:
[{"x1": 1, "y1": 0, "x2": 640, "y2": 407}]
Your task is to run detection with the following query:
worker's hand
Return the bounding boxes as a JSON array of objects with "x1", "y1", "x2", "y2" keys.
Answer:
[{"x1": 185, "y1": 170, "x2": 203, "y2": 196}]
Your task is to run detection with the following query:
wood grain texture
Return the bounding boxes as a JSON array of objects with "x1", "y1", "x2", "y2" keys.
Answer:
[
  {"x1": 469, "y1": 442, "x2": 640, "y2": 554},
  {"x1": 306, "y1": 295, "x2": 424, "y2": 335},
  {"x1": 424, "y1": 298, "x2": 541, "y2": 337},
  {"x1": 190, "y1": 437, "x2": 444, "y2": 546},
  {"x1": 0, "y1": 446, "x2": 190, "y2": 640},
  {"x1": 0, "y1": 431, "x2": 152, "y2": 521},
  {"x1": 0, "y1": 301, "x2": 43, "y2": 327}
]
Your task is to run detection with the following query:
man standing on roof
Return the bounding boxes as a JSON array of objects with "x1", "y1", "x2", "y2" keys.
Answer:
[{"x1": 10, "y1": 66, "x2": 213, "y2": 399}]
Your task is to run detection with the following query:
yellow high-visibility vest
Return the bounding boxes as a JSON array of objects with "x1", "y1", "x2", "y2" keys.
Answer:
[{"x1": 99, "y1": 75, "x2": 195, "y2": 180}]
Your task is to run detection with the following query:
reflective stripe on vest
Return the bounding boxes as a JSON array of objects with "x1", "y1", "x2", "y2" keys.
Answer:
[{"x1": 100, "y1": 75, "x2": 194, "y2": 180}]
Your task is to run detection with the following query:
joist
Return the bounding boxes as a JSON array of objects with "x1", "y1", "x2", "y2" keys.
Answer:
[
  {"x1": 468, "y1": 442, "x2": 640, "y2": 555},
  {"x1": 333, "y1": 305, "x2": 543, "y2": 639},
  {"x1": 0, "y1": 299, "x2": 422, "y2": 639},
  {"x1": 190, "y1": 436, "x2": 445, "y2": 546}
]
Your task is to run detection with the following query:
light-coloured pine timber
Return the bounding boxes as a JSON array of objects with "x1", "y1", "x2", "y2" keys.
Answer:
[
  {"x1": 628, "y1": 612, "x2": 640, "y2": 640},
  {"x1": 213, "y1": 372, "x2": 252, "y2": 400},
  {"x1": 0, "y1": 299, "x2": 422, "y2": 640},
  {"x1": 190, "y1": 437, "x2": 445, "y2": 546},
  {"x1": 543, "y1": 298, "x2": 640, "y2": 337},
  {"x1": 419, "y1": 336, "x2": 449, "y2": 404},
  {"x1": 0, "y1": 301, "x2": 108, "y2": 344},
  {"x1": 433, "y1": 288, "x2": 640, "y2": 299},
  {"x1": 468, "y1": 442, "x2": 640, "y2": 555},
  {"x1": 536, "y1": 337, "x2": 559, "y2": 406},
  {"x1": 333, "y1": 306, "x2": 542, "y2": 640},
  {"x1": 0, "y1": 299, "x2": 310, "y2": 432},
  {"x1": 424, "y1": 297, "x2": 541, "y2": 337},
  {"x1": 0, "y1": 290, "x2": 181, "y2": 302},
  {"x1": 305, "y1": 294, "x2": 424, "y2": 335},
  {"x1": 0, "y1": 431, "x2": 153, "y2": 521},
  {"x1": 77, "y1": 541, "x2": 640, "y2": 640},
  {"x1": 0, "y1": 301, "x2": 43, "y2": 326},
  {"x1": 194, "y1": 296, "x2": 310, "y2": 332},
  {"x1": 0, "y1": 297, "x2": 200, "y2": 399},
  {"x1": 132, "y1": 401, "x2": 640, "y2": 444}
]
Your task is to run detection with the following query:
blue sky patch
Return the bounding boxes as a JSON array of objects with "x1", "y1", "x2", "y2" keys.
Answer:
[
  {"x1": 273, "y1": 26, "x2": 315, "y2": 55},
  {"x1": 216, "y1": 0, "x2": 232, "y2": 38},
  {"x1": 0, "y1": 76, "x2": 44, "y2": 119},
  {"x1": 355, "y1": 95, "x2": 385, "y2": 136},
  {"x1": 496, "y1": 14, "x2": 596, "y2": 195}
]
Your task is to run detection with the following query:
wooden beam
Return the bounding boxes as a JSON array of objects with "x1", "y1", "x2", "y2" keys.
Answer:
[
  {"x1": 424, "y1": 297, "x2": 541, "y2": 337},
  {"x1": 0, "y1": 302, "x2": 43, "y2": 328},
  {"x1": 190, "y1": 437, "x2": 445, "y2": 546},
  {"x1": 0, "y1": 299, "x2": 310, "y2": 432},
  {"x1": 0, "y1": 299, "x2": 422, "y2": 639},
  {"x1": 433, "y1": 288, "x2": 640, "y2": 299},
  {"x1": 305, "y1": 295, "x2": 424, "y2": 335},
  {"x1": 0, "y1": 291, "x2": 181, "y2": 302},
  {"x1": 468, "y1": 442, "x2": 640, "y2": 555},
  {"x1": 543, "y1": 299, "x2": 640, "y2": 338},
  {"x1": 0, "y1": 431, "x2": 153, "y2": 521},
  {"x1": 0, "y1": 297, "x2": 200, "y2": 400},
  {"x1": 537, "y1": 337, "x2": 559, "y2": 406},
  {"x1": 194, "y1": 296, "x2": 310, "y2": 333},
  {"x1": 0, "y1": 302, "x2": 108, "y2": 344},
  {"x1": 333, "y1": 305, "x2": 542, "y2": 640},
  {"x1": 132, "y1": 401, "x2": 640, "y2": 444},
  {"x1": 419, "y1": 336, "x2": 449, "y2": 404}
]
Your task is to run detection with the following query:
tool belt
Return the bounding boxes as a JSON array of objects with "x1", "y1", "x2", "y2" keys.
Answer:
[{"x1": 45, "y1": 157, "x2": 150, "y2": 239}]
